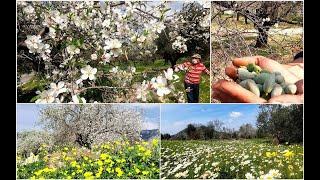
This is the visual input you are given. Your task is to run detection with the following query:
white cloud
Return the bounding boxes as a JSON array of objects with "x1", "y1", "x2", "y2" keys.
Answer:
[
  {"x1": 229, "y1": 111, "x2": 242, "y2": 118},
  {"x1": 142, "y1": 121, "x2": 159, "y2": 130}
]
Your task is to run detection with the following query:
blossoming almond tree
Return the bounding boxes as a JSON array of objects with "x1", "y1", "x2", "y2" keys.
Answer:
[
  {"x1": 39, "y1": 104, "x2": 143, "y2": 148},
  {"x1": 17, "y1": 1, "x2": 209, "y2": 103}
]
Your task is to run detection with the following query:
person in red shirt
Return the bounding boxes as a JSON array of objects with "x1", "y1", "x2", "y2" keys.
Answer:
[{"x1": 174, "y1": 54, "x2": 210, "y2": 103}]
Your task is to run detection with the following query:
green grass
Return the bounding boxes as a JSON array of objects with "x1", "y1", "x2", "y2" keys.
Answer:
[{"x1": 161, "y1": 139, "x2": 303, "y2": 179}]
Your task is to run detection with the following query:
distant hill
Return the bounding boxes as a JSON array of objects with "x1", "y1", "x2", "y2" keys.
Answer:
[
  {"x1": 140, "y1": 129, "x2": 159, "y2": 141},
  {"x1": 170, "y1": 129, "x2": 188, "y2": 140}
]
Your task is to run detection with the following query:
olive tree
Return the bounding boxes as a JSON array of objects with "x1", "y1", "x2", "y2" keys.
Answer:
[
  {"x1": 256, "y1": 104, "x2": 303, "y2": 144},
  {"x1": 238, "y1": 123, "x2": 256, "y2": 139}
]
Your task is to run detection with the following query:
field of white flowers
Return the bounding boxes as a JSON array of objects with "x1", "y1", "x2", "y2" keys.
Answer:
[{"x1": 161, "y1": 139, "x2": 303, "y2": 179}]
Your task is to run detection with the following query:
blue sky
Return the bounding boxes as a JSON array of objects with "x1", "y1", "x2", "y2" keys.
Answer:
[
  {"x1": 161, "y1": 104, "x2": 260, "y2": 135},
  {"x1": 16, "y1": 104, "x2": 43, "y2": 132},
  {"x1": 16, "y1": 104, "x2": 160, "y2": 132},
  {"x1": 147, "y1": 1, "x2": 183, "y2": 15}
]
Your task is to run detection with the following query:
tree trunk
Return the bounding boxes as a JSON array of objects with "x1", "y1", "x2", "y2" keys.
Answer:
[
  {"x1": 272, "y1": 136, "x2": 279, "y2": 145},
  {"x1": 255, "y1": 28, "x2": 268, "y2": 48},
  {"x1": 75, "y1": 133, "x2": 91, "y2": 149}
]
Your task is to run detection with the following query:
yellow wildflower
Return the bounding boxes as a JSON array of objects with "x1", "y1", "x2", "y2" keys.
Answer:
[
  {"x1": 152, "y1": 139, "x2": 159, "y2": 146},
  {"x1": 144, "y1": 150, "x2": 152, "y2": 157},
  {"x1": 100, "y1": 153, "x2": 109, "y2": 160},
  {"x1": 142, "y1": 171, "x2": 149, "y2": 176},
  {"x1": 84, "y1": 171, "x2": 94, "y2": 179},
  {"x1": 77, "y1": 169, "x2": 83, "y2": 174},
  {"x1": 71, "y1": 161, "x2": 77, "y2": 167},
  {"x1": 97, "y1": 160, "x2": 103, "y2": 166},
  {"x1": 266, "y1": 152, "x2": 277, "y2": 158},
  {"x1": 95, "y1": 172, "x2": 101, "y2": 178},
  {"x1": 138, "y1": 145, "x2": 145, "y2": 152},
  {"x1": 106, "y1": 167, "x2": 114, "y2": 173},
  {"x1": 34, "y1": 170, "x2": 42, "y2": 176},
  {"x1": 115, "y1": 167, "x2": 124, "y2": 177},
  {"x1": 283, "y1": 150, "x2": 294, "y2": 159},
  {"x1": 135, "y1": 167, "x2": 140, "y2": 174}
]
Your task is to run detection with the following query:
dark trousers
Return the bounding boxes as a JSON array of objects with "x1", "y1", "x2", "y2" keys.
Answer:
[{"x1": 184, "y1": 82, "x2": 199, "y2": 103}]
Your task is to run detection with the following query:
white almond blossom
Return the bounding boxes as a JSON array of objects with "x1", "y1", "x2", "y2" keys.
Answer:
[
  {"x1": 48, "y1": 27, "x2": 56, "y2": 39},
  {"x1": 104, "y1": 39, "x2": 122, "y2": 57},
  {"x1": 35, "y1": 90, "x2": 55, "y2": 103},
  {"x1": 71, "y1": 95, "x2": 86, "y2": 103},
  {"x1": 91, "y1": 54, "x2": 98, "y2": 60},
  {"x1": 110, "y1": 66, "x2": 119, "y2": 74},
  {"x1": 136, "y1": 80, "x2": 149, "y2": 102},
  {"x1": 137, "y1": 35, "x2": 146, "y2": 43},
  {"x1": 102, "y1": 19, "x2": 111, "y2": 27},
  {"x1": 172, "y1": 36, "x2": 188, "y2": 53},
  {"x1": 25, "y1": 35, "x2": 51, "y2": 55},
  {"x1": 102, "y1": 53, "x2": 111, "y2": 63},
  {"x1": 81, "y1": 65, "x2": 97, "y2": 80},
  {"x1": 49, "y1": 10, "x2": 68, "y2": 29},
  {"x1": 151, "y1": 76, "x2": 171, "y2": 97},
  {"x1": 150, "y1": 20, "x2": 166, "y2": 33},
  {"x1": 49, "y1": 81, "x2": 68, "y2": 97},
  {"x1": 66, "y1": 45, "x2": 80, "y2": 56},
  {"x1": 164, "y1": 68, "x2": 179, "y2": 81},
  {"x1": 23, "y1": 5, "x2": 35, "y2": 14}
]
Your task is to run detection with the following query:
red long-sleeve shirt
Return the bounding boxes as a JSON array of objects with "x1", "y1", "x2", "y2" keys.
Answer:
[{"x1": 179, "y1": 61, "x2": 210, "y2": 84}]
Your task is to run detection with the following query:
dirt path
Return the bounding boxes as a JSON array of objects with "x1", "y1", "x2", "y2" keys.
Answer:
[{"x1": 242, "y1": 27, "x2": 303, "y2": 37}]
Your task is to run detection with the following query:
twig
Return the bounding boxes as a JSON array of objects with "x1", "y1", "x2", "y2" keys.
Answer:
[{"x1": 78, "y1": 86, "x2": 133, "y2": 93}]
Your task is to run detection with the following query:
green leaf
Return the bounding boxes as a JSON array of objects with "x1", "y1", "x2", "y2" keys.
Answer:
[
  {"x1": 30, "y1": 94, "x2": 41, "y2": 103},
  {"x1": 20, "y1": 77, "x2": 47, "y2": 92}
]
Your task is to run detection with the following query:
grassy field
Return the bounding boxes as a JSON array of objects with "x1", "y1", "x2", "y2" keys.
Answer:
[{"x1": 161, "y1": 139, "x2": 303, "y2": 179}]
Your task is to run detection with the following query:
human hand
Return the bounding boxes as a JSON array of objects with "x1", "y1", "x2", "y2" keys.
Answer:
[{"x1": 212, "y1": 56, "x2": 303, "y2": 103}]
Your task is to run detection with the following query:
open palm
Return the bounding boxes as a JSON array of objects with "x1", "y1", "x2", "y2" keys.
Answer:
[{"x1": 212, "y1": 56, "x2": 303, "y2": 103}]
